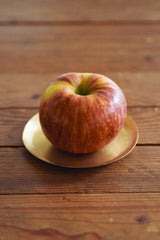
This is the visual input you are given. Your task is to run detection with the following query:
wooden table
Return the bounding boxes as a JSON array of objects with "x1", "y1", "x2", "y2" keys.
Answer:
[{"x1": 1, "y1": 1, "x2": 160, "y2": 239}]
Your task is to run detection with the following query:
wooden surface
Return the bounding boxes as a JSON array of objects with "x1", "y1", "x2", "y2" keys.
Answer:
[
  {"x1": 0, "y1": 25, "x2": 160, "y2": 74},
  {"x1": 1, "y1": 146, "x2": 160, "y2": 194},
  {"x1": 0, "y1": 0, "x2": 160, "y2": 22},
  {"x1": 1, "y1": 1, "x2": 160, "y2": 239},
  {"x1": 1, "y1": 194, "x2": 160, "y2": 240}
]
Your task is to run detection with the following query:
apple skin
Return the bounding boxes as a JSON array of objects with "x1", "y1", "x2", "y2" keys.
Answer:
[{"x1": 39, "y1": 73, "x2": 127, "y2": 154}]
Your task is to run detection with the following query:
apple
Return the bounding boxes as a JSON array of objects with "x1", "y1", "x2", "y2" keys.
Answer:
[{"x1": 39, "y1": 73, "x2": 127, "y2": 154}]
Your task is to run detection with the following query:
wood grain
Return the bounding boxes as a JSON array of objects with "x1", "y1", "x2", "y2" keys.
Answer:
[
  {"x1": 1, "y1": 193, "x2": 160, "y2": 240},
  {"x1": 0, "y1": 146, "x2": 160, "y2": 194},
  {"x1": 1, "y1": 72, "x2": 160, "y2": 107},
  {"x1": 0, "y1": 0, "x2": 160, "y2": 22},
  {"x1": 0, "y1": 25, "x2": 159, "y2": 74},
  {"x1": 128, "y1": 107, "x2": 160, "y2": 144},
  {"x1": 0, "y1": 107, "x2": 159, "y2": 146},
  {"x1": 0, "y1": 108, "x2": 37, "y2": 146}
]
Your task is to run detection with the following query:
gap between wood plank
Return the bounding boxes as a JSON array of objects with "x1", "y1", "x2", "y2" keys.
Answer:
[
  {"x1": 1, "y1": 192, "x2": 160, "y2": 196},
  {"x1": 0, "y1": 20, "x2": 160, "y2": 26},
  {"x1": 0, "y1": 143, "x2": 160, "y2": 148},
  {"x1": 0, "y1": 106, "x2": 160, "y2": 110}
]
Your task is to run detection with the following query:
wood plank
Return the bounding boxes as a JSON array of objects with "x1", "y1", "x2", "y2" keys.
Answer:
[
  {"x1": 0, "y1": 0, "x2": 160, "y2": 22},
  {"x1": 1, "y1": 72, "x2": 160, "y2": 107},
  {"x1": 128, "y1": 107, "x2": 160, "y2": 144},
  {"x1": 0, "y1": 193, "x2": 160, "y2": 240},
  {"x1": 0, "y1": 107, "x2": 160, "y2": 146},
  {"x1": 0, "y1": 25, "x2": 160, "y2": 74},
  {"x1": 0, "y1": 146, "x2": 160, "y2": 194},
  {"x1": 0, "y1": 108, "x2": 37, "y2": 146}
]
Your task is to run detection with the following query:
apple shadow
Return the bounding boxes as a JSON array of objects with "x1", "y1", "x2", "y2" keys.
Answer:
[{"x1": 22, "y1": 147, "x2": 111, "y2": 194}]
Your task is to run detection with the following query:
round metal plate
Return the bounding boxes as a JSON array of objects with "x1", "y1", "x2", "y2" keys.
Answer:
[{"x1": 22, "y1": 113, "x2": 139, "y2": 168}]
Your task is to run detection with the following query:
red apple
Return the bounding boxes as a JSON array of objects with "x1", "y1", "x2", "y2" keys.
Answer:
[{"x1": 39, "y1": 73, "x2": 127, "y2": 154}]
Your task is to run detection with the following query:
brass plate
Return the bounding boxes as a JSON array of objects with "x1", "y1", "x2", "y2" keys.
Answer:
[{"x1": 22, "y1": 113, "x2": 139, "y2": 168}]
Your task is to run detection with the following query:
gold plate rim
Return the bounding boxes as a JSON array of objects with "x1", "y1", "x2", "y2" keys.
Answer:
[{"x1": 22, "y1": 113, "x2": 139, "y2": 168}]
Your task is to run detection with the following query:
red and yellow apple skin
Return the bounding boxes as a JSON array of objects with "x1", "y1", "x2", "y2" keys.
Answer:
[{"x1": 39, "y1": 73, "x2": 127, "y2": 154}]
